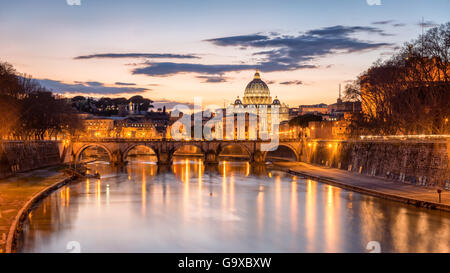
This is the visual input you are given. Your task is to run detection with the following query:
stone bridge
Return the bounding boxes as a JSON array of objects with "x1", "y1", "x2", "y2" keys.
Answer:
[{"x1": 68, "y1": 139, "x2": 302, "y2": 165}]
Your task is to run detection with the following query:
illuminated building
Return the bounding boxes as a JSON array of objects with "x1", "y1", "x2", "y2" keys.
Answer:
[
  {"x1": 233, "y1": 70, "x2": 289, "y2": 122},
  {"x1": 81, "y1": 116, "x2": 160, "y2": 139},
  {"x1": 115, "y1": 118, "x2": 159, "y2": 139},
  {"x1": 211, "y1": 70, "x2": 291, "y2": 140},
  {"x1": 83, "y1": 118, "x2": 115, "y2": 138},
  {"x1": 307, "y1": 120, "x2": 350, "y2": 140},
  {"x1": 327, "y1": 84, "x2": 361, "y2": 120},
  {"x1": 298, "y1": 103, "x2": 329, "y2": 115}
]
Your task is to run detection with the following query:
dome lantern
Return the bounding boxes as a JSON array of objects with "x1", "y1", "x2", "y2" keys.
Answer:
[
  {"x1": 234, "y1": 96, "x2": 242, "y2": 105},
  {"x1": 254, "y1": 69, "x2": 261, "y2": 80},
  {"x1": 273, "y1": 96, "x2": 281, "y2": 105}
]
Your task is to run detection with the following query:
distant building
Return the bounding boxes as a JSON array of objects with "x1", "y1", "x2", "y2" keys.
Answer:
[
  {"x1": 146, "y1": 111, "x2": 171, "y2": 138},
  {"x1": 115, "y1": 117, "x2": 159, "y2": 139},
  {"x1": 298, "y1": 103, "x2": 329, "y2": 115},
  {"x1": 307, "y1": 120, "x2": 350, "y2": 140},
  {"x1": 279, "y1": 120, "x2": 300, "y2": 140},
  {"x1": 327, "y1": 85, "x2": 361, "y2": 120},
  {"x1": 80, "y1": 116, "x2": 160, "y2": 139},
  {"x1": 173, "y1": 70, "x2": 292, "y2": 140},
  {"x1": 82, "y1": 117, "x2": 116, "y2": 138}
]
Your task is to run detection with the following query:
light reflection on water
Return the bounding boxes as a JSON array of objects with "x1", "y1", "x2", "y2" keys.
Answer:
[{"x1": 18, "y1": 158, "x2": 450, "y2": 253}]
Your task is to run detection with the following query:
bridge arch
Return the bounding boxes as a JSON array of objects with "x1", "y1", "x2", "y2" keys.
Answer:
[
  {"x1": 263, "y1": 143, "x2": 299, "y2": 162},
  {"x1": 75, "y1": 144, "x2": 113, "y2": 163},
  {"x1": 123, "y1": 144, "x2": 158, "y2": 163},
  {"x1": 172, "y1": 143, "x2": 205, "y2": 156},
  {"x1": 217, "y1": 143, "x2": 252, "y2": 160}
]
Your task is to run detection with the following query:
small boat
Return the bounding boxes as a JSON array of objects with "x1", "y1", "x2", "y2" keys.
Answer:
[{"x1": 63, "y1": 165, "x2": 101, "y2": 179}]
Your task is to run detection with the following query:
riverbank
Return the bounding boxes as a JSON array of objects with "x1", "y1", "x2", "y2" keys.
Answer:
[
  {"x1": 0, "y1": 167, "x2": 72, "y2": 253},
  {"x1": 274, "y1": 162, "x2": 450, "y2": 212}
]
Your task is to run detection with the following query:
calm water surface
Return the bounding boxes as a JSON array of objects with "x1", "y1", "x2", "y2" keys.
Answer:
[{"x1": 18, "y1": 158, "x2": 450, "y2": 253}]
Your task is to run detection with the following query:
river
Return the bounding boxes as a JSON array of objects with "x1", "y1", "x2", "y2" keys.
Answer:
[{"x1": 17, "y1": 158, "x2": 450, "y2": 253}]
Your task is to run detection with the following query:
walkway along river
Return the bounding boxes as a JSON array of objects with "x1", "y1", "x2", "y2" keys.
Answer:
[{"x1": 15, "y1": 157, "x2": 450, "y2": 253}]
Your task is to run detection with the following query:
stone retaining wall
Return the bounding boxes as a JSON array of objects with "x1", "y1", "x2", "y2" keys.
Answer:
[
  {"x1": 0, "y1": 141, "x2": 61, "y2": 179},
  {"x1": 300, "y1": 139, "x2": 450, "y2": 189}
]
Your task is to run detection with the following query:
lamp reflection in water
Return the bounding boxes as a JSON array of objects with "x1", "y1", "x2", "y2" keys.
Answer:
[
  {"x1": 325, "y1": 185, "x2": 339, "y2": 252},
  {"x1": 222, "y1": 161, "x2": 228, "y2": 217},
  {"x1": 85, "y1": 179, "x2": 90, "y2": 201},
  {"x1": 106, "y1": 184, "x2": 110, "y2": 207},
  {"x1": 96, "y1": 179, "x2": 101, "y2": 207},
  {"x1": 305, "y1": 179, "x2": 316, "y2": 252},
  {"x1": 275, "y1": 175, "x2": 282, "y2": 235},
  {"x1": 257, "y1": 185, "x2": 265, "y2": 237},
  {"x1": 198, "y1": 159, "x2": 203, "y2": 209},
  {"x1": 230, "y1": 174, "x2": 235, "y2": 211},
  {"x1": 141, "y1": 167, "x2": 146, "y2": 216},
  {"x1": 290, "y1": 178, "x2": 298, "y2": 234}
]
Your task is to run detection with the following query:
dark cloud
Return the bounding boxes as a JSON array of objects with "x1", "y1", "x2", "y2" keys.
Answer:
[
  {"x1": 205, "y1": 34, "x2": 270, "y2": 47},
  {"x1": 371, "y1": 20, "x2": 405, "y2": 27},
  {"x1": 196, "y1": 75, "x2": 228, "y2": 83},
  {"x1": 38, "y1": 79, "x2": 149, "y2": 95},
  {"x1": 220, "y1": 25, "x2": 392, "y2": 70},
  {"x1": 132, "y1": 25, "x2": 391, "y2": 77},
  {"x1": 115, "y1": 82, "x2": 136, "y2": 86},
  {"x1": 304, "y1": 25, "x2": 388, "y2": 36},
  {"x1": 74, "y1": 53, "x2": 199, "y2": 60},
  {"x1": 418, "y1": 20, "x2": 438, "y2": 28},
  {"x1": 84, "y1": 81, "x2": 103, "y2": 87},
  {"x1": 371, "y1": 20, "x2": 394, "y2": 25},
  {"x1": 279, "y1": 80, "x2": 303, "y2": 85},
  {"x1": 132, "y1": 62, "x2": 257, "y2": 76}
]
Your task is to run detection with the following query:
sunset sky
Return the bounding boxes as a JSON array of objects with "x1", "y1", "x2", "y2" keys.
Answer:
[{"x1": 1, "y1": 0, "x2": 448, "y2": 109}]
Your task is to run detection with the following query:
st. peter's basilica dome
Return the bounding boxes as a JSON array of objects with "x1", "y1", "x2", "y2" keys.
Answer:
[{"x1": 243, "y1": 70, "x2": 272, "y2": 105}]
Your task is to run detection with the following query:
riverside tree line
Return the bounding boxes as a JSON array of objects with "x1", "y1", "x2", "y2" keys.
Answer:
[
  {"x1": 0, "y1": 62, "x2": 158, "y2": 141},
  {"x1": 0, "y1": 63, "x2": 82, "y2": 140},
  {"x1": 344, "y1": 22, "x2": 450, "y2": 135}
]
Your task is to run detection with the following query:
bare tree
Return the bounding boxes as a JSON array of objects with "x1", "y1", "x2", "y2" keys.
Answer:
[
  {"x1": 0, "y1": 62, "x2": 83, "y2": 140},
  {"x1": 347, "y1": 22, "x2": 450, "y2": 135}
]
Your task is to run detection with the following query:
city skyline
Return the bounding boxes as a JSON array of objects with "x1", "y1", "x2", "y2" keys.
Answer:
[
  {"x1": 1, "y1": 0, "x2": 449, "y2": 107},
  {"x1": 0, "y1": 0, "x2": 449, "y2": 257}
]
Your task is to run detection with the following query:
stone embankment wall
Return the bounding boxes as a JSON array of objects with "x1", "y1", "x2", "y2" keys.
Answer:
[
  {"x1": 0, "y1": 141, "x2": 62, "y2": 179},
  {"x1": 300, "y1": 139, "x2": 450, "y2": 189}
]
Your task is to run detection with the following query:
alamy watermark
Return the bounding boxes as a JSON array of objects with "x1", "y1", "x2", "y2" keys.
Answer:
[
  {"x1": 366, "y1": 0, "x2": 382, "y2": 6},
  {"x1": 66, "y1": 241, "x2": 81, "y2": 253},
  {"x1": 366, "y1": 241, "x2": 381, "y2": 253},
  {"x1": 66, "y1": 0, "x2": 81, "y2": 6}
]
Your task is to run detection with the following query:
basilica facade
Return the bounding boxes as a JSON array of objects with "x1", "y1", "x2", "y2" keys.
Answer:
[{"x1": 233, "y1": 70, "x2": 289, "y2": 122}]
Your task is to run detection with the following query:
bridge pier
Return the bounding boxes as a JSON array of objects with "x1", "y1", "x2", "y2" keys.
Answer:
[
  {"x1": 110, "y1": 150, "x2": 126, "y2": 166},
  {"x1": 251, "y1": 151, "x2": 265, "y2": 164},
  {"x1": 204, "y1": 150, "x2": 218, "y2": 165},
  {"x1": 157, "y1": 164, "x2": 171, "y2": 173},
  {"x1": 204, "y1": 163, "x2": 219, "y2": 173},
  {"x1": 252, "y1": 164, "x2": 268, "y2": 175},
  {"x1": 157, "y1": 152, "x2": 172, "y2": 165}
]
